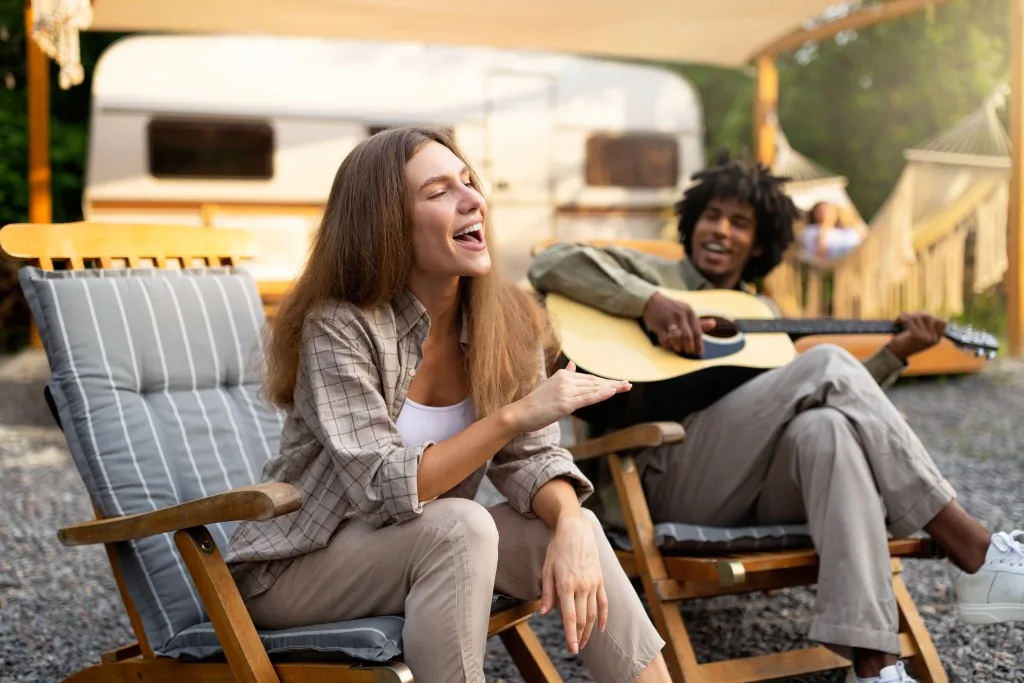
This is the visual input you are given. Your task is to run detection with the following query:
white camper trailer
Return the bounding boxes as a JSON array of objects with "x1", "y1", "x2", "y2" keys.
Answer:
[{"x1": 84, "y1": 34, "x2": 705, "y2": 287}]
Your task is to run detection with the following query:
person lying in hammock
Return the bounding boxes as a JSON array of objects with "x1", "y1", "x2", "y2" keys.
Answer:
[
  {"x1": 800, "y1": 200, "x2": 868, "y2": 261},
  {"x1": 528, "y1": 158, "x2": 1024, "y2": 683}
]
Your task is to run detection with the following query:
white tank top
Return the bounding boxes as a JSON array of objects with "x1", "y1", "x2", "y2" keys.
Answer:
[{"x1": 395, "y1": 396, "x2": 476, "y2": 446}]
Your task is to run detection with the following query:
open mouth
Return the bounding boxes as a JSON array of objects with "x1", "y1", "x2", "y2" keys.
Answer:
[
  {"x1": 703, "y1": 242, "x2": 729, "y2": 255},
  {"x1": 453, "y1": 223, "x2": 484, "y2": 244}
]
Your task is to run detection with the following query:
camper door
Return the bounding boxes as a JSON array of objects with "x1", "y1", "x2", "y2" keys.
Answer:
[{"x1": 485, "y1": 71, "x2": 555, "y2": 282}]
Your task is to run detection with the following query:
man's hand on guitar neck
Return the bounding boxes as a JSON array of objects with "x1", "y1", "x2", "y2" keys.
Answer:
[
  {"x1": 886, "y1": 311, "x2": 947, "y2": 362},
  {"x1": 642, "y1": 291, "x2": 717, "y2": 357}
]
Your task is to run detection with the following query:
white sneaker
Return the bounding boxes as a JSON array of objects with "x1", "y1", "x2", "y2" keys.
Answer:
[
  {"x1": 951, "y1": 530, "x2": 1024, "y2": 624},
  {"x1": 845, "y1": 661, "x2": 917, "y2": 682}
]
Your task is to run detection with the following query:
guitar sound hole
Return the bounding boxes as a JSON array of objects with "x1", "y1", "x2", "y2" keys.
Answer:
[{"x1": 703, "y1": 316, "x2": 741, "y2": 339}]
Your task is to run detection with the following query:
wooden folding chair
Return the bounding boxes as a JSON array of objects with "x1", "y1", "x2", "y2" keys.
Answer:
[
  {"x1": 1, "y1": 221, "x2": 562, "y2": 683},
  {"x1": 564, "y1": 423, "x2": 947, "y2": 682}
]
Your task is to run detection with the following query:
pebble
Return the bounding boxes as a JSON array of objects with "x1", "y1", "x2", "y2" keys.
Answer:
[{"x1": 2, "y1": 351, "x2": 1022, "y2": 682}]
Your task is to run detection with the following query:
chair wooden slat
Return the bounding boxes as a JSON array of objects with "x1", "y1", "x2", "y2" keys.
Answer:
[{"x1": 0, "y1": 222, "x2": 257, "y2": 270}]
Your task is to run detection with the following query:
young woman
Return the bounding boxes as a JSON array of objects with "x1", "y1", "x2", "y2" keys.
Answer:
[{"x1": 226, "y1": 126, "x2": 670, "y2": 683}]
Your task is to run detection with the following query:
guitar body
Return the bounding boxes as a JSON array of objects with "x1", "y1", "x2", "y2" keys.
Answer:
[
  {"x1": 545, "y1": 287, "x2": 998, "y2": 429},
  {"x1": 546, "y1": 288, "x2": 798, "y2": 427}
]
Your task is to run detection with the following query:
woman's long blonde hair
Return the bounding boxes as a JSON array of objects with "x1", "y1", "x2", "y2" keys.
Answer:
[{"x1": 264, "y1": 126, "x2": 555, "y2": 417}]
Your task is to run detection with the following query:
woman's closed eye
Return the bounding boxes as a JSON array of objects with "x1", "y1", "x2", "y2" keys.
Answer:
[{"x1": 429, "y1": 180, "x2": 475, "y2": 200}]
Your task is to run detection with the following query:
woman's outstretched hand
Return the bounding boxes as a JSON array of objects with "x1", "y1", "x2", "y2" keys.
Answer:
[
  {"x1": 540, "y1": 512, "x2": 608, "y2": 654},
  {"x1": 504, "y1": 361, "x2": 630, "y2": 434}
]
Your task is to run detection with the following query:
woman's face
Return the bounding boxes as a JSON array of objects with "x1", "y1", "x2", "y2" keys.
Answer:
[
  {"x1": 405, "y1": 141, "x2": 491, "y2": 280},
  {"x1": 815, "y1": 202, "x2": 838, "y2": 226}
]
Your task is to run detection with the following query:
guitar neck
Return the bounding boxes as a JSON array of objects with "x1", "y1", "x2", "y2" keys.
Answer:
[{"x1": 738, "y1": 318, "x2": 899, "y2": 337}]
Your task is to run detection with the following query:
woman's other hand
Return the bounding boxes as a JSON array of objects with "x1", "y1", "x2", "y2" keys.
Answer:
[{"x1": 540, "y1": 512, "x2": 608, "y2": 654}]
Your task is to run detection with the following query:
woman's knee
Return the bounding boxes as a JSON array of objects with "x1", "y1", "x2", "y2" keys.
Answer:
[
  {"x1": 419, "y1": 498, "x2": 500, "y2": 556},
  {"x1": 578, "y1": 506, "x2": 599, "y2": 527}
]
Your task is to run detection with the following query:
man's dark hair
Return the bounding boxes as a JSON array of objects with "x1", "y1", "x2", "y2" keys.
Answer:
[{"x1": 674, "y1": 157, "x2": 799, "y2": 282}]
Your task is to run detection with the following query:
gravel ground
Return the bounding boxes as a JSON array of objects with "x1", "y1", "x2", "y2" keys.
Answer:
[{"x1": 1, "y1": 349, "x2": 1022, "y2": 682}]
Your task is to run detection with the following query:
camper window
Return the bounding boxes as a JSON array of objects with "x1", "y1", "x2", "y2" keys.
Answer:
[
  {"x1": 148, "y1": 118, "x2": 274, "y2": 180},
  {"x1": 585, "y1": 134, "x2": 679, "y2": 189}
]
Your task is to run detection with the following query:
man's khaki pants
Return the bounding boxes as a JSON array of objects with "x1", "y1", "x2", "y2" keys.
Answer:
[
  {"x1": 245, "y1": 498, "x2": 665, "y2": 683},
  {"x1": 641, "y1": 344, "x2": 955, "y2": 655}
]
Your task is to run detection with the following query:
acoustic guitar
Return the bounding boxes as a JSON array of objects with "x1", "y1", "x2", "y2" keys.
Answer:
[{"x1": 544, "y1": 287, "x2": 1000, "y2": 428}]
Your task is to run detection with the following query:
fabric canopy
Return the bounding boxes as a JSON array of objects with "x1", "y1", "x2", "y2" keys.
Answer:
[{"x1": 82, "y1": 0, "x2": 840, "y2": 67}]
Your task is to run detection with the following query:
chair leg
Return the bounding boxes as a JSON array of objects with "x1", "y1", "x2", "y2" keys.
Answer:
[
  {"x1": 894, "y1": 573, "x2": 948, "y2": 683},
  {"x1": 607, "y1": 453, "x2": 706, "y2": 681},
  {"x1": 498, "y1": 621, "x2": 563, "y2": 683},
  {"x1": 651, "y1": 596, "x2": 704, "y2": 682},
  {"x1": 174, "y1": 527, "x2": 280, "y2": 683}
]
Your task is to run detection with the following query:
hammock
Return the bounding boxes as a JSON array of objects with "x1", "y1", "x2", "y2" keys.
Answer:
[{"x1": 832, "y1": 86, "x2": 1011, "y2": 320}]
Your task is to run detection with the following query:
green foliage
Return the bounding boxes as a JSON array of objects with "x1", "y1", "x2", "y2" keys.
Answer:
[
  {"x1": 659, "y1": 0, "x2": 1012, "y2": 223},
  {"x1": 0, "y1": 0, "x2": 28, "y2": 229},
  {"x1": 0, "y1": 0, "x2": 28, "y2": 350}
]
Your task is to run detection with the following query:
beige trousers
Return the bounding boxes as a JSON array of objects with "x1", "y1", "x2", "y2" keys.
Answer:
[
  {"x1": 640, "y1": 344, "x2": 956, "y2": 655},
  {"x1": 246, "y1": 498, "x2": 664, "y2": 683}
]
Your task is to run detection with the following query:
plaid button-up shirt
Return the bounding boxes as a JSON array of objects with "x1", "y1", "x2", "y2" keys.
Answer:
[{"x1": 226, "y1": 289, "x2": 593, "y2": 601}]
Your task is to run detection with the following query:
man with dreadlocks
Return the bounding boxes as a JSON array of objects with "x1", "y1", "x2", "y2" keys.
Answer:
[{"x1": 528, "y1": 159, "x2": 1024, "y2": 683}]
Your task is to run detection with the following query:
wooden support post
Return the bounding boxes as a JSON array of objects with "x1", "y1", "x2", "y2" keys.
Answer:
[
  {"x1": 26, "y1": 1, "x2": 52, "y2": 224},
  {"x1": 1009, "y1": 0, "x2": 1024, "y2": 357},
  {"x1": 754, "y1": 55, "x2": 778, "y2": 167},
  {"x1": 24, "y1": 1, "x2": 51, "y2": 349}
]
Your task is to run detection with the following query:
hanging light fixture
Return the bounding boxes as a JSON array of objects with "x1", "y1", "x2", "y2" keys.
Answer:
[{"x1": 30, "y1": 0, "x2": 93, "y2": 89}]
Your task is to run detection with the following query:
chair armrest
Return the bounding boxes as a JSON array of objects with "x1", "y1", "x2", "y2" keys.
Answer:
[
  {"x1": 568, "y1": 422, "x2": 685, "y2": 462},
  {"x1": 58, "y1": 482, "x2": 301, "y2": 546}
]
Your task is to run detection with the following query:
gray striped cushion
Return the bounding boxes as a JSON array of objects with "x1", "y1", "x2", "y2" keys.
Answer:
[
  {"x1": 19, "y1": 266, "x2": 285, "y2": 654},
  {"x1": 162, "y1": 594, "x2": 524, "y2": 662},
  {"x1": 165, "y1": 615, "x2": 405, "y2": 662},
  {"x1": 607, "y1": 522, "x2": 813, "y2": 555}
]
